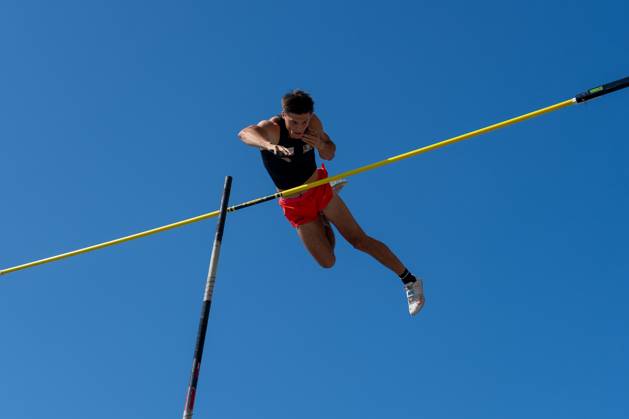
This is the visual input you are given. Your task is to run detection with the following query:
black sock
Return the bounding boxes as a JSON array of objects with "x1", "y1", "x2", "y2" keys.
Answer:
[{"x1": 398, "y1": 268, "x2": 417, "y2": 285}]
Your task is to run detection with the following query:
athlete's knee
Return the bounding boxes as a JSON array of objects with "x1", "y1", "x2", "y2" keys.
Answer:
[{"x1": 317, "y1": 253, "x2": 336, "y2": 269}]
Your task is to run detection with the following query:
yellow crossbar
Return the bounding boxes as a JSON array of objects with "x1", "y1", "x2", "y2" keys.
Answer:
[{"x1": 0, "y1": 98, "x2": 576, "y2": 276}]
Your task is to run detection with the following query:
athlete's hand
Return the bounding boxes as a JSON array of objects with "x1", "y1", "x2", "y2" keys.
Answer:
[
  {"x1": 267, "y1": 144, "x2": 292, "y2": 156},
  {"x1": 301, "y1": 130, "x2": 322, "y2": 148}
]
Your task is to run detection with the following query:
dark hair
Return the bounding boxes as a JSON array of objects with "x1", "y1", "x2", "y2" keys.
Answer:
[{"x1": 282, "y1": 89, "x2": 314, "y2": 114}]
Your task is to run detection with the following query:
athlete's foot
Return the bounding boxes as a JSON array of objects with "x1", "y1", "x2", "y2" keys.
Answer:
[{"x1": 404, "y1": 279, "x2": 425, "y2": 316}]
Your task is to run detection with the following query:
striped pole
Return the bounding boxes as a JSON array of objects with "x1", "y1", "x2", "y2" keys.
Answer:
[
  {"x1": 1, "y1": 76, "x2": 627, "y2": 277},
  {"x1": 182, "y1": 176, "x2": 232, "y2": 419}
]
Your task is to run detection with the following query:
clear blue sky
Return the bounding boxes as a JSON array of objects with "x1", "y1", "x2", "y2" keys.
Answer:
[{"x1": 1, "y1": 1, "x2": 628, "y2": 418}]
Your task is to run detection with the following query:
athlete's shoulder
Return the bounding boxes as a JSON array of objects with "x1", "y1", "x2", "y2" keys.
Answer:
[
  {"x1": 307, "y1": 113, "x2": 327, "y2": 137},
  {"x1": 258, "y1": 116, "x2": 280, "y2": 128},
  {"x1": 255, "y1": 116, "x2": 281, "y2": 144},
  {"x1": 310, "y1": 113, "x2": 324, "y2": 128}
]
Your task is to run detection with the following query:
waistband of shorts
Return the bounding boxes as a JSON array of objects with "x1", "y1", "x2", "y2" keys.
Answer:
[{"x1": 279, "y1": 165, "x2": 328, "y2": 200}]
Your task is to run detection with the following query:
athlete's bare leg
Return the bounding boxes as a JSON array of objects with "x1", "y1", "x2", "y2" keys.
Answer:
[
  {"x1": 321, "y1": 214, "x2": 335, "y2": 248},
  {"x1": 322, "y1": 194, "x2": 406, "y2": 275},
  {"x1": 294, "y1": 182, "x2": 343, "y2": 268},
  {"x1": 296, "y1": 218, "x2": 336, "y2": 268}
]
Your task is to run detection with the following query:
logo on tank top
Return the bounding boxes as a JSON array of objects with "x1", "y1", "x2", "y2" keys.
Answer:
[
  {"x1": 280, "y1": 147, "x2": 296, "y2": 162},
  {"x1": 280, "y1": 144, "x2": 313, "y2": 162}
]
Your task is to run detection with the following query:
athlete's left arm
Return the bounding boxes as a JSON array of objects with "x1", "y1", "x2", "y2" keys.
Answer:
[{"x1": 303, "y1": 114, "x2": 336, "y2": 160}]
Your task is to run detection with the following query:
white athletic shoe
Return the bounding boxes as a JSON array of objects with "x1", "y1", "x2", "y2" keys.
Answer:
[
  {"x1": 404, "y1": 279, "x2": 425, "y2": 316},
  {"x1": 330, "y1": 178, "x2": 348, "y2": 193}
]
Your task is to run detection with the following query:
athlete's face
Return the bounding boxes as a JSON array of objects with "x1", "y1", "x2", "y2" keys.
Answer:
[{"x1": 282, "y1": 112, "x2": 312, "y2": 139}]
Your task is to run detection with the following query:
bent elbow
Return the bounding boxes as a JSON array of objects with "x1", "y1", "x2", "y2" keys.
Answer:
[
  {"x1": 238, "y1": 126, "x2": 254, "y2": 141},
  {"x1": 321, "y1": 147, "x2": 336, "y2": 161}
]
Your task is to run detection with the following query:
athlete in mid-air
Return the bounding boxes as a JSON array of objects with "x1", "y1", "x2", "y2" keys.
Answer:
[{"x1": 237, "y1": 90, "x2": 425, "y2": 316}]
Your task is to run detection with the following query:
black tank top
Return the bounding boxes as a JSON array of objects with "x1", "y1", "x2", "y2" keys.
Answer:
[{"x1": 260, "y1": 116, "x2": 317, "y2": 190}]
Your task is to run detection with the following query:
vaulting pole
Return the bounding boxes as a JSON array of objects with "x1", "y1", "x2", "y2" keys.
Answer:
[
  {"x1": 1, "y1": 76, "x2": 627, "y2": 276},
  {"x1": 182, "y1": 176, "x2": 232, "y2": 419}
]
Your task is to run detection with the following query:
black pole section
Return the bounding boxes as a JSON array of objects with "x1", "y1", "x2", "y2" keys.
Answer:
[
  {"x1": 575, "y1": 76, "x2": 629, "y2": 103},
  {"x1": 182, "y1": 176, "x2": 232, "y2": 419},
  {"x1": 227, "y1": 192, "x2": 279, "y2": 212}
]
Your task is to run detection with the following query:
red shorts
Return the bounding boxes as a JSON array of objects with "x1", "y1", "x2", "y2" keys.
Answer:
[{"x1": 278, "y1": 166, "x2": 333, "y2": 227}]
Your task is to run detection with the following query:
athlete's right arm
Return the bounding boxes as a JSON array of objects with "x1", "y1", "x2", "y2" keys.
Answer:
[{"x1": 237, "y1": 120, "x2": 291, "y2": 156}]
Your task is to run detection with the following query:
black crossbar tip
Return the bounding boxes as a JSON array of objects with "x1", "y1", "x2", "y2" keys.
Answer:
[{"x1": 575, "y1": 76, "x2": 629, "y2": 103}]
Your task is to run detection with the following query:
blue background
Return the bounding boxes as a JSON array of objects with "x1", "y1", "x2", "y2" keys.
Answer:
[{"x1": 1, "y1": 1, "x2": 627, "y2": 418}]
